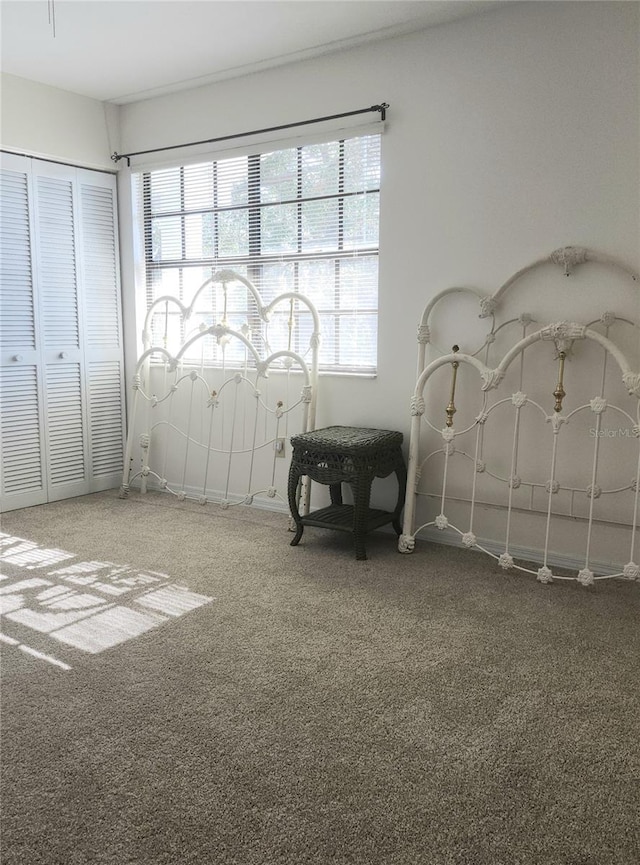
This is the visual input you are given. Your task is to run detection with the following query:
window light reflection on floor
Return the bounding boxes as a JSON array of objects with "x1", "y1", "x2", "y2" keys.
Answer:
[{"x1": 0, "y1": 533, "x2": 214, "y2": 669}]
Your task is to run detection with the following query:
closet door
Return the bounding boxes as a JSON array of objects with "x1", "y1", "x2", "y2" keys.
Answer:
[
  {"x1": 77, "y1": 171, "x2": 125, "y2": 489},
  {"x1": 0, "y1": 156, "x2": 125, "y2": 512},
  {"x1": 32, "y1": 160, "x2": 90, "y2": 502},
  {"x1": 0, "y1": 156, "x2": 48, "y2": 510}
]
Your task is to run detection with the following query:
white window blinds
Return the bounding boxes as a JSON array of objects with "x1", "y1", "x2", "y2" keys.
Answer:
[{"x1": 135, "y1": 132, "x2": 380, "y2": 373}]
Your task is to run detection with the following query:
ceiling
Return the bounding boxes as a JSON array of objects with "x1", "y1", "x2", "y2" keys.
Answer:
[{"x1": 0, "y1": 0, "x2": 502, "y2": 105}]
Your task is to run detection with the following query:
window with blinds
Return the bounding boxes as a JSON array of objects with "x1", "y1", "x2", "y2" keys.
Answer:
[{"x1": 135, "y1": 132, "x2": 380, "y2": 373}]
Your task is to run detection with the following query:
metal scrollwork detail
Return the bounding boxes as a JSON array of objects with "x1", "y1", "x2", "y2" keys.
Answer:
[
  {"x1": 623, "y1": 562, "x2": 639, "y2": 581},
  {"x1": 398, "y1": 534, "x2": 415, "y2": 553},
  {"x1": 577, "y1": 568, "x2": 595, "y2": 587},
  {"x1": 549, "y1": 246, "x2": 589, "y2": 275},
  {"x1": 537, "y1": 566, "x2": 554, "y2": 584},
  {"x1": 417, "y1": 324, "x2": 431, "y2": 344},
  {"x1": 461, "y1": 532, "x2": 477, "y2": 548},
  {"x1": 622, "y1": 372, "x2": 640, "y2": 397},
  {"x1": 481, "y1": 369, "x2": 504, "y2": 391},
  {"x1": 410, "y1": 396, "x2": 425, "y2": 416},
  {"x1": 540, "y1": 321, "x2": 586, "y2": 349},
  {"x1": 479, "y1": 296, "x2": 497, "y2": 318},
  {"x1": 498, "y1": 553, "x2": 514, "y2": 570},
  {"x1": 546, "y1": 414, "x2": 566, "y2": 434}
]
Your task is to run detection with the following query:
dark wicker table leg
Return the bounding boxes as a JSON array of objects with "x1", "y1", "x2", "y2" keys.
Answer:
[
  {"x1": 329, "y1": 483, "x2": 343, "y2": 506},
  {"x1": 352, "y1": 477, "x2": 373, "y2": 560},
  {"x1": 287, "y1": 465, "x2": 304, "y2": 547},
  {"x1": 392, "y1": 456, "x2": 407, "y2": 536}
]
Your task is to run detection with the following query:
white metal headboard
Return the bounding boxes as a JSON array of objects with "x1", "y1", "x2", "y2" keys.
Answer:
[
  {"x1": 400, "y1": 247, "x2": 640, "y2": 585},
  {"x1": 120, "y1": 270, "x2": 320, "y2": 512}
]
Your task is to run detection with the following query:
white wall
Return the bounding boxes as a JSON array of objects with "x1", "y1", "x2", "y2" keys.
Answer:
[
  {"x1": 0, "y1": 73, "x2": 117, "y2": 171},
  {"x1": 3, "y1": 1, "x2": 637, "y2": 555},
  {"x1": 117, "y1": 1, "x2": 639, "y2": 522}
]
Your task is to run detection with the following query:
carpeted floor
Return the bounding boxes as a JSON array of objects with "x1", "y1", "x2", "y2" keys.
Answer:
[{"x1": 1, "y1": 490, "x2": 638, "y2": 865}]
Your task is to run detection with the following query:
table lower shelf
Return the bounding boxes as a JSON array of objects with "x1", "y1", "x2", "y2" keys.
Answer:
[{"x1": 299, "y1": 504, "x2": 397, "y2": 534}]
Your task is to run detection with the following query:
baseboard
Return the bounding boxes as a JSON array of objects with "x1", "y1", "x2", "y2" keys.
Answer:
[
  {"x1": 127, "y1": 479, "x2": 291, "y2": 515},
  {"x1": 415, "y1": 527, "x2": 622, "y2": 577}
]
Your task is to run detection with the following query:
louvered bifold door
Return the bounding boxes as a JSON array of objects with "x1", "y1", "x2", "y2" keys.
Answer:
[
  {"x1": 32, "y1": 161, "x2": 90, "y2": 502},
  {"x1": 0, "y1": 155, "x2": 48, "y2": 510},
  {"x1": 1, "y1": 157, "x2": 124, "y2": 513},
  {"x1": 77, "y1": 171, "x2": 125, "y2": 489}
]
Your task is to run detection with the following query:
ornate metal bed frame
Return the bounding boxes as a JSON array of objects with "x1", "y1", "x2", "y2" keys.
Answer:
[
  {"x1": 120, "y1": 270, "x2": 319, "y2": 513},
  {"x1": 399, "y1": 247, "x2": 640, "y2": 585}
]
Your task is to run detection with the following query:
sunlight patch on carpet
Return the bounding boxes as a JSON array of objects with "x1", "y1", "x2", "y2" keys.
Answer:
[{"x1": 0, "y1": 532, "x2": 214, "y2": 668}]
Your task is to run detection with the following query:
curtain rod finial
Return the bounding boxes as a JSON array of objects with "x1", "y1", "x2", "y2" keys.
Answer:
[{"x1": 111, "y1": 152, "x2": 130, "y2": 167}]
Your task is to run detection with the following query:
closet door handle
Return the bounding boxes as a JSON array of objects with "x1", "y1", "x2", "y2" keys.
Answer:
[
  {"x1": 59, "y1": 351, "x2": 69, "y2": 359},
  {"x1": 13, "y1": 354, "x2": 24, "y2": 362}
]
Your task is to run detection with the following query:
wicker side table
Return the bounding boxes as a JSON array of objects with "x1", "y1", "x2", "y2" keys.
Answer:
[{"x1": 287, "y1": 425, "x2": 406, "y2": 560}]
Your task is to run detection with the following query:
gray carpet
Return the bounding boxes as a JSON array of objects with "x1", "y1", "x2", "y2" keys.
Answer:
[{"x1": 1, "y1": 490, "x2": 638, "y2": 865}]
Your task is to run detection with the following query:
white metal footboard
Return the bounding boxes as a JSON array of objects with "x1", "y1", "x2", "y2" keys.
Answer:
[
  {"x1": 121, "y1": 270, "x2": 319, "y2": 513},
  {"x1": 400, "y1": 247, "x2": 640, "y2": 584}
]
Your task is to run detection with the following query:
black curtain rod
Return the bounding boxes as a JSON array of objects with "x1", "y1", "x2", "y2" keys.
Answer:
[
  {"x1": 111, "y1": 103, "x2": 388, "y2": 167},
  {"x1": 1, "y1": 148, "x2": 116, "y2": 175}
]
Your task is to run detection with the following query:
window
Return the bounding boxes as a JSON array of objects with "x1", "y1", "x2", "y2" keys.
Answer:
[{"x1": 135, "y1": 133, "x2": 381, "y2": 373}]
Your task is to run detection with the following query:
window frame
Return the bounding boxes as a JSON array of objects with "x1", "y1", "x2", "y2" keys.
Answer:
[{"x1": 137, "y1": 132, "x2": 381, "y2": 375}]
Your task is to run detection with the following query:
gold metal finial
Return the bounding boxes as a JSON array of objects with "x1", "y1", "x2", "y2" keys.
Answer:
[
  {"x1": 446, "y1": 345, "x2": 460, "y2": 427},
  {"x1": 553, "y1": 351, "x2": 566, "y2": 412}
]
